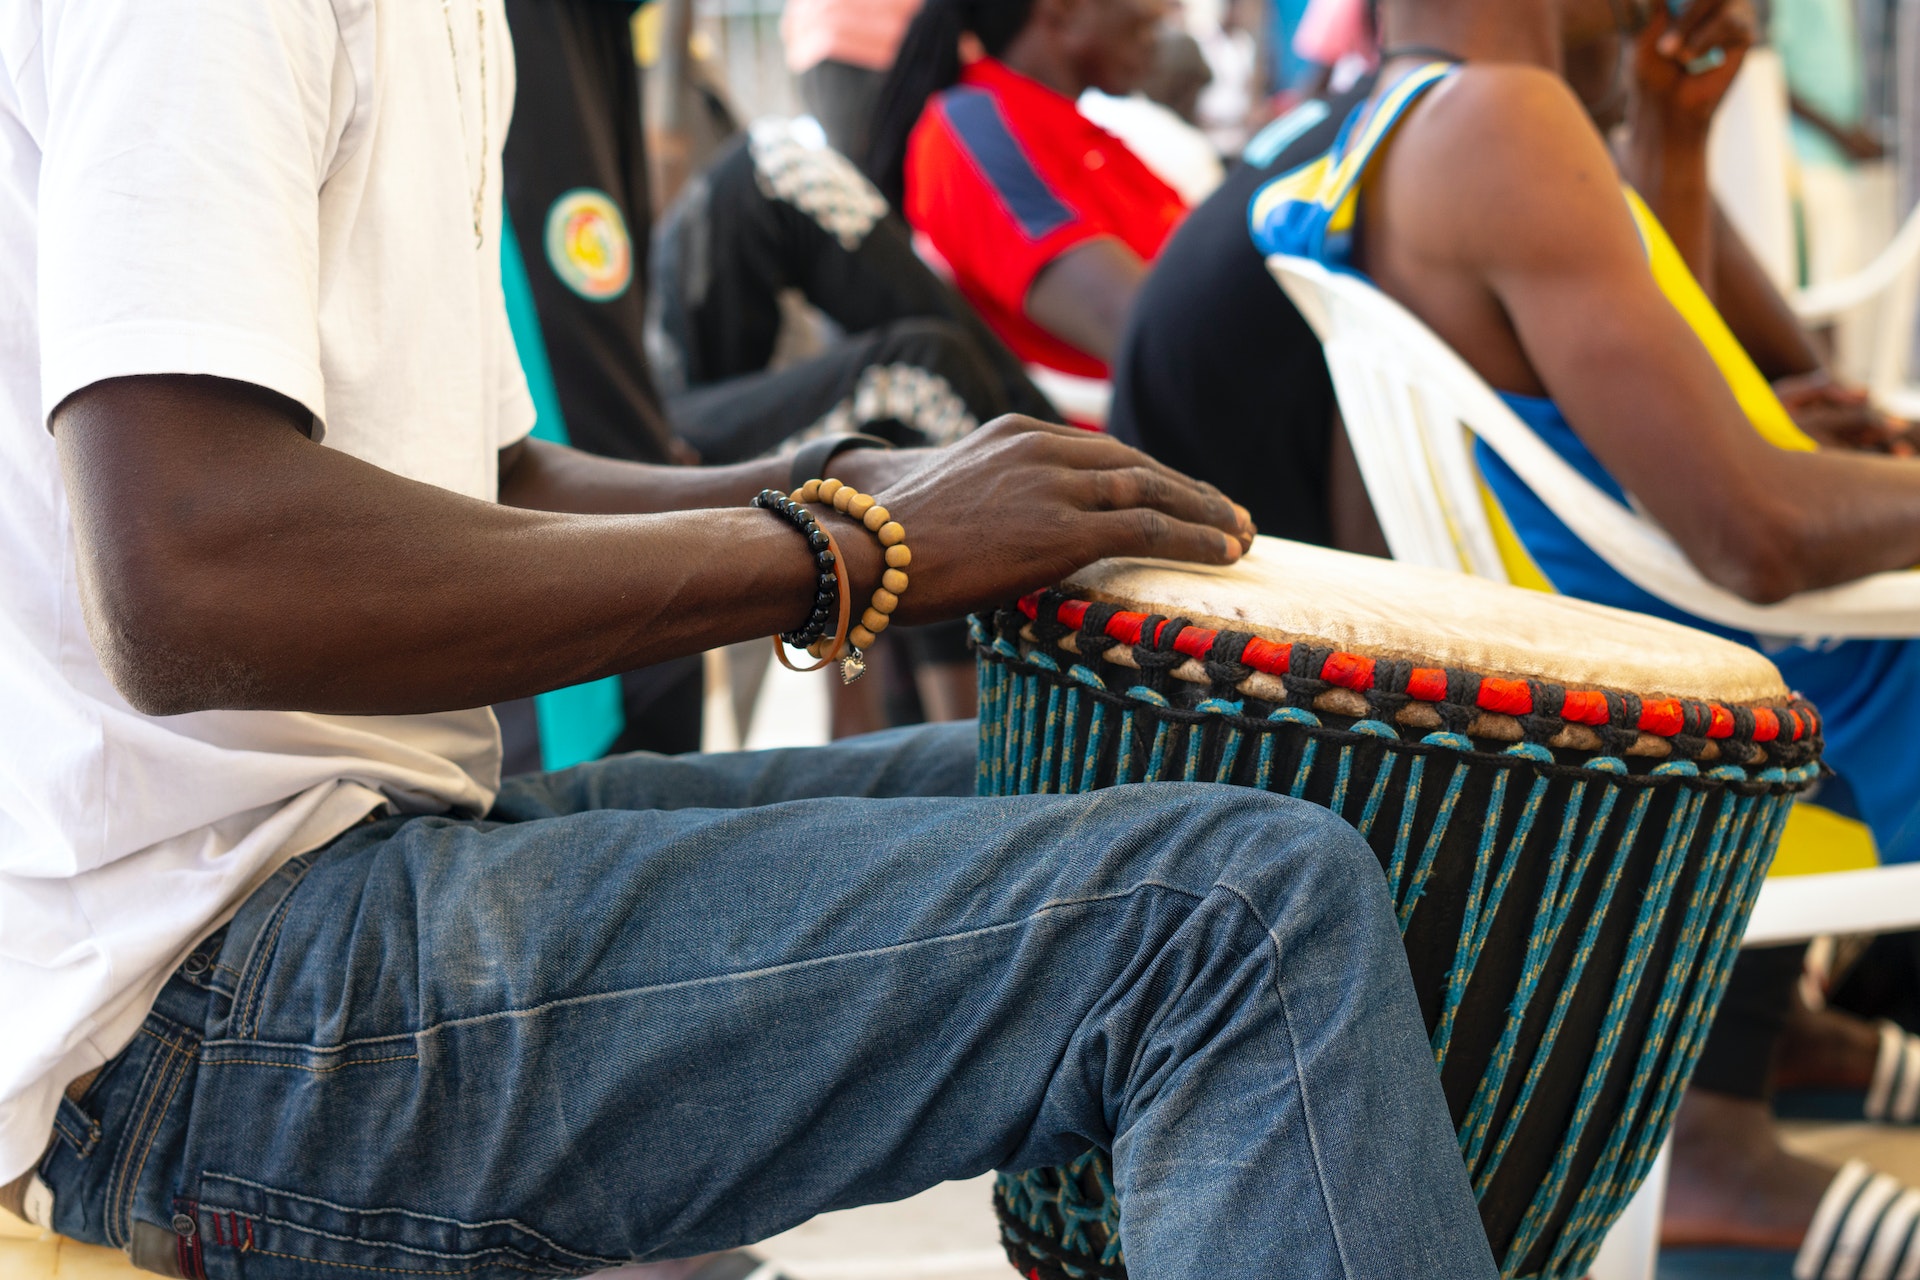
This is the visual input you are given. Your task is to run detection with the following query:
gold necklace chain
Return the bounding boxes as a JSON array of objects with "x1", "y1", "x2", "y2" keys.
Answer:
[{"x1": 439, "y1": 0, "x2": 488, "y2": 248}]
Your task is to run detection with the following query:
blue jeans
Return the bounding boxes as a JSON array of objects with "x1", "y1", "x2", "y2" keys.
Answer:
[{"x1": 38, "y1": 723, "x2": 1496, "y2": 1279}]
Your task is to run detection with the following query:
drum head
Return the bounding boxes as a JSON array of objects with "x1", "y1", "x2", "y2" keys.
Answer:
[{"x1": 1061, "y1": 537, "x2": 1789, "y2": 706}]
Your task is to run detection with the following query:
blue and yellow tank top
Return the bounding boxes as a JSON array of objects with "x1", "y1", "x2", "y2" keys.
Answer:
[{"x1": 1248, "y1": 63, "x2": 1917, "y2": 870}]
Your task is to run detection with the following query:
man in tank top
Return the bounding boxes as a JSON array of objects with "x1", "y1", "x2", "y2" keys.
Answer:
[{"x1": 1253, "y1": 0, "x2": 1920, "y2": 1273}]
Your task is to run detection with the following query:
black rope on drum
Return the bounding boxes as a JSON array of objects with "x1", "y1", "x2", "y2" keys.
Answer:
[
  {"x1": 1204, "y1": 630, "x2": 1257, "y2": 699},
  {"x1": 1283, "y1": 642, "x2": 1330, "y2": 707},
  {"x1": 1029, "y1": 589, "x2": 1076, "y2": 650},
  {"x1": 1440, "y1": 668, "x2": 1480, "y2": 736},
  {"x1": 1075, "y1": 602, "x2": 1124, "y2": 665},
  {"x1": 1369, "y1": 658, "x2": 1414, "y2": 724},
  {"x1": 1674, "y1": 700, "x2": 1710, "y2": 763},
  {"x1": 1598, "y1": 691, "x2": 1642, "y2": 757},
  {"x1": 1521, "y1": 680, "x2": 1568, "y2": 746},
  {"x1": 1131, "y1": 615, "x2": 1190, "y2": 693}
]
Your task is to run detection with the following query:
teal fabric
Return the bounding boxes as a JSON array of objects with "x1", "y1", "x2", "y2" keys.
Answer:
[
  {"x1": 502, "y1": 216, "x2": 627, "y2": 770},
  {"x1": 1773, "y1": 0, "x2": 1865, "y2": 169}
]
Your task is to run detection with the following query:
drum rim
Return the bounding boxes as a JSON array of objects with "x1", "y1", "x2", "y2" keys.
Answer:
[{"x1": 1000, "y1": 591, "x2": 1823, "y2": 767}]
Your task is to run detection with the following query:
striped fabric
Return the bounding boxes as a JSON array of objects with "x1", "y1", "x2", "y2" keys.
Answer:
[
  {"x1": 1866, "y1": 1022, "x2": 1920, "y2": 1124},
  {"x1": 1796, "y1": 1160, "x2": 1920, "y2": 1280}
]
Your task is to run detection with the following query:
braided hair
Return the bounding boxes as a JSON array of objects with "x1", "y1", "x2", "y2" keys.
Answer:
[{"x1": 862, "y1": 0, "x2": 1041, "y2": 209}]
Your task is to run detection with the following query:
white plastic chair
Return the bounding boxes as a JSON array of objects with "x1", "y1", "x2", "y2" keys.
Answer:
[
  {"x1": 1708, "y1": 50, "x2": 1799, "y2": 292},
  {"x1": 1270, "y1": 251, "x2": 1920, "y2": 1280},
  {"x1": 1707, "y1": 49, "x2": 1920, "y2": 407},
  {"x1": 1269, "y1": 255, "x2": 1920, "y2": 637}
]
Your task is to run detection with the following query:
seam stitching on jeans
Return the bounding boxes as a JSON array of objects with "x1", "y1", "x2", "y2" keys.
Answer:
[
  {"x1": 102, "y1": 1035, "x2": 172, "y2": 1249},
  {"x1": 239, "y1": 892, "x2": 301, "y2": 1038},
  {"x1": 200, "y1": 1172, "x2": 627, "y2": 1264},
  {"x1": 1220, "y1": 881, "x2": 1361, "y2": 1280},
  {"x1": 243, "y1": 1247, "x2": 561, "y2": 1275},
  {"x1": 107, "y1": 1037, "x2": 185, "y2": 1250},
  {"x1": 243, "y1": 1209, "x2": 621, "y2": 1268},
  {"x1": 200, "y1": 1053, "x2": 419, "y2": 1073},
  {"x1": 119, "y1": 1038, "x2": 193, "y2": 1254},
  {"x1": 200, "y1": 884, "x2": 1207, "y2": 1054},
  {"x1": 51, "y1": 1111, "x2": 98, "y2": 1154}
]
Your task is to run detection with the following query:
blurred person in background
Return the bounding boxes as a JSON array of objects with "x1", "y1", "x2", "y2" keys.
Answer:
[
  {"x1": 505, "y1": 0, "x2": 1062, "y2": 745},
  {"x1": 1290, "y1": 0, "x2": 1374, "y2": 97},
  {"x1": 782, "y1": 0, "x2": 925, "y2": 159},
  {"x1": 1246, "y1": 0, "x2": 1920, "y2": 1266},
  {"x1": 864, "y1": 0, "x2": 1191, "y2": 387}
]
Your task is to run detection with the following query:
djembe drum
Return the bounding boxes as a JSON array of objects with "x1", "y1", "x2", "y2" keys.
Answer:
[{"x1": 976, "y1": 538, "x2": 1822, "y2": 1280}]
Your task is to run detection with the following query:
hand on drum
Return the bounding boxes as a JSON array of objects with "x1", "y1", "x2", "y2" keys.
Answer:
[{"x1": 831, "y1": 415, "x2": 1255, "y2": 627}]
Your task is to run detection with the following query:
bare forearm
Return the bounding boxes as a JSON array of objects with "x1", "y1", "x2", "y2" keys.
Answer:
[
  {"x1": 1620, "y1": 119, "x2": 1714, "y2": 294},
  {"x1": 58, "y1": 379, "x2": 1256, "y2": 720},
  {"x1": 1025, "y1": 237, "x2": 1147, "y2": 365},
  {"x1": 1745, "y1": 446, "x2": 1920, "y2": 595},
  {"x1": 497, "y1": 437, "x2": 791, "y2": 515},
  {"x1": 58, "y1": 383, "x2": 849, "y2": 716},
  {"x1": 1710, "y1": 204, "x2": 1823, "y2": 380}
]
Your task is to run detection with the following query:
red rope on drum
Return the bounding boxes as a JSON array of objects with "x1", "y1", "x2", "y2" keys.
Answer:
[{"x1": 1014, "y1": 593, "x2": 1819, "y2": 745}]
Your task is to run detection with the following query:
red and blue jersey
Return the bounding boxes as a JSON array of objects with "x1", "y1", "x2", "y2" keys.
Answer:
[{"x1": 905, "y1": 57, "x2": 1188, "y2": 379}]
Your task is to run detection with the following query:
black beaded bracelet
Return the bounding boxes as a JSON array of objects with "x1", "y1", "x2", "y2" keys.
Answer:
[{"x1": 751, "y1": 488, "x2": 840, "y2": 649}]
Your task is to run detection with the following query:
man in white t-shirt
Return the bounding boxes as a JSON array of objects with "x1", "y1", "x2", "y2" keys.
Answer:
[{"x1": 0, "y1": 2, "x2": 1500, "y2": 1277}]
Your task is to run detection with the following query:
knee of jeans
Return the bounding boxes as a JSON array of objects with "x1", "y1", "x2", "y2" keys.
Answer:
[{"x1": 1144, "y1": 784, "x2": 1392, "y2": 930}]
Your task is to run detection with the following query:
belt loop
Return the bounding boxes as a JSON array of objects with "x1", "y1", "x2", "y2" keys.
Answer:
[{"x1": 50, "y1": 1095, "x2": 100, "y2": 1159}]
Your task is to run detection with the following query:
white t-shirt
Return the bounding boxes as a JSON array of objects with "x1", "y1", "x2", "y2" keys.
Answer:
[{"x1": 0, "y1": 0, "x2": 535, "y2": 1181}]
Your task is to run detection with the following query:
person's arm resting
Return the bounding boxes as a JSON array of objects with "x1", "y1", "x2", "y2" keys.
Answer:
[
  {"x1": 55, "y1": 376, "x2": 851, "y2": 717},
  {"x1": 1380, "y1": 68, "x2": 1920, "y2": 602},
  {"x1": 1025, "y1": 237, "x2": 1149, "y2": 367},
  {"x1": 57, "y1": 380, "x2": 1252, "y2": 718}
]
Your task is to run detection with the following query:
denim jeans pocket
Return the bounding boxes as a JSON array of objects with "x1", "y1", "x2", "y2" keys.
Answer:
[
  {"x1": 205, "y1": 851, "x2": 322, "y2": 1044},
  {"x1": 41, "y1": 1005, "x2": 202, "y2": 1255},
  {"x1": 188, "y1": 1172, "x2": 629, "y2": 1279}
]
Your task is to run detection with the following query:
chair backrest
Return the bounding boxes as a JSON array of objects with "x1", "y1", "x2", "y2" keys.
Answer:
[
  {"x1": 1269, "y1": 253, "x2": 1920, "y2": 639},
  {"x1": 1272, "y1": 253, "x2": 1920, "y2": 939},
  {"x1": 1271, "y1": 256, "x2": 1513, "y2": 583}
]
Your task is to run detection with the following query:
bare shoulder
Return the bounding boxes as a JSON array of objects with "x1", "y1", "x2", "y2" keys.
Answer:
[
  {"x1": 1376, "y1": 62, "x2": 1639, "y2": 271},
  {"x1": 1404, "y1": 63, "x2": 1600, "y2": 158}
]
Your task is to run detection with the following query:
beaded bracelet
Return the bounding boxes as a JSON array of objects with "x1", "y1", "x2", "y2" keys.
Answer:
[
  {"x1": 751, "y1": 489, "x2": 845, "y2": 659},
  {"x1": 792, "y1": 477, "x2": 911, "y2": 682}
]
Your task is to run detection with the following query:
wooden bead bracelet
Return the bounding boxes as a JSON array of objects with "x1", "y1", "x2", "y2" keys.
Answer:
[{"x1": 792, "y1": 476, "x2": 912, "y2": 682}]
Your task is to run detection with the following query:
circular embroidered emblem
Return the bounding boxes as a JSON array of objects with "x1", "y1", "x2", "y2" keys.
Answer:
[{"x1": 544, "y1": 188, "x2": 633, "y2": 301}]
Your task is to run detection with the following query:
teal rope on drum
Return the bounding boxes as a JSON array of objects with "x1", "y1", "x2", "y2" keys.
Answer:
[
  {"x1": 1551, "y1": 772, "x2": 1773, "y2": 1269},
  {"x1": 1072, "y1": 666, "x2": 1112, "y2": 793},
  {"x1": 1349, "y1": 720, "x2": 1404, "y2": 837},
  {"x1": 1468, "y1": 760, "x2": 1628, "y2": 1194},
  {"x1": 1433, "y1": 743, "x2": 1553, "y2": 1074},
  {"x1": 1504, "y1": 764, "x2": 1708, "y2": 1271},
  {"x1": 1459, "y1": 747, "x2": 1599, "y2": 1181},
  {"x1": 1397, "y1": 732, "x2": 1474, "y2": 929},
  {"x1": 977, "y1": 599, "x2": 1823, "y2": 1280}
]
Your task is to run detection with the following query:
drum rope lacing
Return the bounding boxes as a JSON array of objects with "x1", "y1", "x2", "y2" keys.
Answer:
[
  {"x1": 1010, "y1": 591, "x2": 1821, "y2": 764},
  {"x1": 974, "y1": 602, "x2": 1818, "y2": 1280}
]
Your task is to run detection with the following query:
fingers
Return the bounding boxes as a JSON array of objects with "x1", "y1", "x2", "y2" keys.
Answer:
[
  {"x1": 1660, "y1": 0, "x2": 1755, "y2": 61},
  {"x1": 984, "y1": 420, "x2": 1254, "y2": 542},
  {"x1": 1095, "y1": 508, "x2": 1247, "y2": 566},
  {"x1": 1082, "y1": 466, "x2": 1253, "y2": 544}
]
